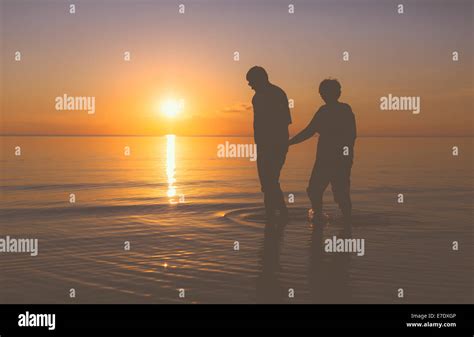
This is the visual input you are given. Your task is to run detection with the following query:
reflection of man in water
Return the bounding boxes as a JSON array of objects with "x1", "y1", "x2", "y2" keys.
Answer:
[
  {"x1": 289, "y1": 79, "x2": 356, "y2": 224},
  {"x1": 256, "y1": 223, "x2": 285, "y2": 303},
  {"x1": 246, "y1": 66, "x2": 292, "y2": 221}
]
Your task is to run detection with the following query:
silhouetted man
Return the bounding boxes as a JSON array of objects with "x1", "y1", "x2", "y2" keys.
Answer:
[
  {"x1": 246, "y1": 66, "x2": 292, "y2": 221},
  {"x1": 289, "y1": 79, "x2": 356, "y2": 224}
]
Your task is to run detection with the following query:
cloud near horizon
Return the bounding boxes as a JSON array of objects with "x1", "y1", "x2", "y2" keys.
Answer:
[{"x1": 219, "y1": 103, "x2": 253, "y2": 114}]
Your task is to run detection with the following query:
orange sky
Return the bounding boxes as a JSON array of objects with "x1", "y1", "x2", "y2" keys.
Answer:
[{"x1": 1, "y1": 0, "x2": 473, "y2": 136}]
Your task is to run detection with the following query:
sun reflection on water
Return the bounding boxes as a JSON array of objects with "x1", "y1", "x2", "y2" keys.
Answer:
[{"x1": 166, "y1": 134, "x2": 178, "y2": 204}]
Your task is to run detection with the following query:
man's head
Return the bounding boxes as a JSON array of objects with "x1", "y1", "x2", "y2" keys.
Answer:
[
  {"x1": 246, "y1": 66, "x2": 269, "y2": 91},
  {"x1": 319, "y1": 79, "x2": 341, "y2": 103}
]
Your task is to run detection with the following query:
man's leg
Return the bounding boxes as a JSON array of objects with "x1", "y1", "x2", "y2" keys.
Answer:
[
  {"x1": 331, "y1": 164, "x2": 352, "y2": 220},
  {"x1": 273, "y1": 144, "x2": 288, "y2": 216},
  {"x1": 257, "y1": 146, "x2": 278, "y2": 219},
  {"x1": 257, "y1": 147, "x2": 270, "y2": 217},
  {"x1": 258, "y1": 144, "x2": 288, "y2": 219},
  {"x1": 307, "y1": 163, "x2": 331, "y2": 216}
]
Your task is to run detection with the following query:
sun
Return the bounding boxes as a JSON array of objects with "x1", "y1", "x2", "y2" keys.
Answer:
[{"x1": 161, "y1": 99, "x2": 183, "y2": 118}]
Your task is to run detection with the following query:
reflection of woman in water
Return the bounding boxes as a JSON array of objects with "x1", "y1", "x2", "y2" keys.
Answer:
[{"x1": 309, "y1": 225, "x2": 352, "y2": 303}]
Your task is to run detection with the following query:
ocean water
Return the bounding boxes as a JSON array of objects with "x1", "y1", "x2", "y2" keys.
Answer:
[{"x1": 0, "y1": 136, "x2": 472, "y2": 303}]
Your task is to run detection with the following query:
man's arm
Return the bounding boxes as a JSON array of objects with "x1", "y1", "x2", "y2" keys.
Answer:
[
  {"x1": 289, "y1": 109, "x2": 321, "y2": 146},
  {"x1": 280, "y1": 90, "x2": 292, "y2": 125},
  {"x1": 348, "y1": 108, "x2": 356, "y2": 147}
]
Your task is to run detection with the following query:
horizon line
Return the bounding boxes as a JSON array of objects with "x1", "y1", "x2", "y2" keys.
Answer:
[{"x1": 0, "y1": 134, "x2": 473, "y2": 138}]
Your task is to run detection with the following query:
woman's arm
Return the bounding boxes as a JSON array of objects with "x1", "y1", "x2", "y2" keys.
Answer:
[{"x1": 288, "y1": 110, "x2": 321, "y2": 145}]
